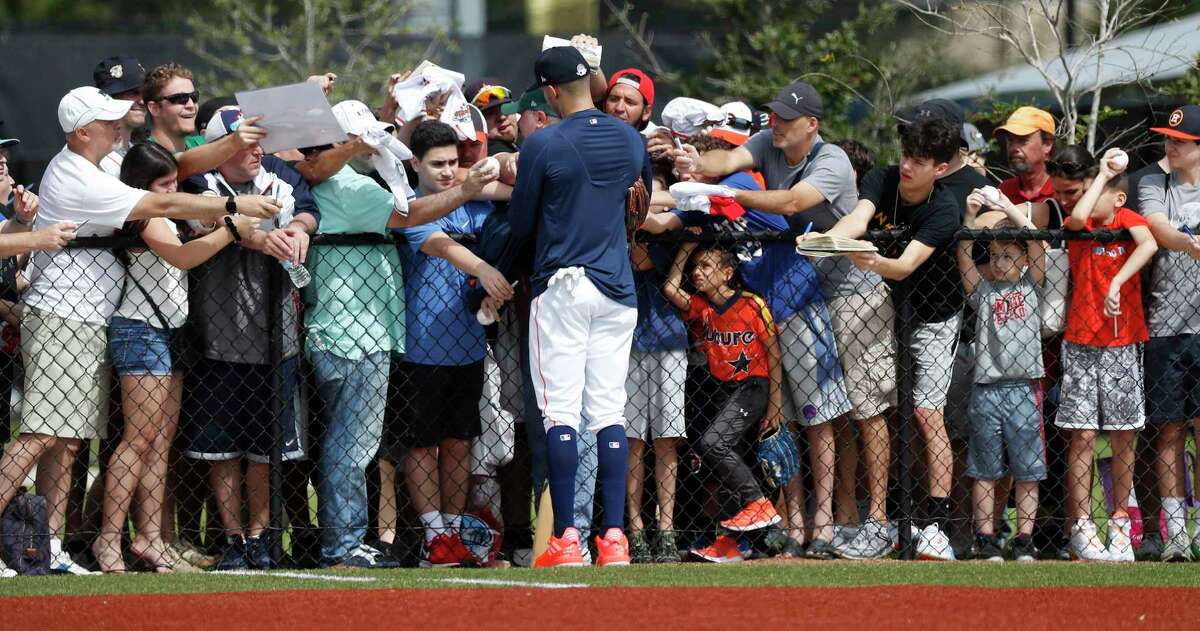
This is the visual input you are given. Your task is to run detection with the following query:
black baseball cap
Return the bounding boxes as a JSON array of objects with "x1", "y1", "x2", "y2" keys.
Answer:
[
  {"x1": 1151, "y1": 105, "x2": 1200, "y2": 142},
  {"x1": 0, "y1": 117, "x2": 17, "y2": 148},
  {"x1": 93, "y1": 56, "x2": 146, "y2": 96},
  {"x1": 528, "y1": 46, "x2": 592, "y2": 92},
  {"x1": 762, "y1": 81, "x2": 823, "y2": 120},
  {"x1": 897, "y1": 98, "x2": 968, "y2": 147}
]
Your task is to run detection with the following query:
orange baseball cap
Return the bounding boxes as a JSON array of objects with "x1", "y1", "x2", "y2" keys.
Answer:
[{"x1": 993, "y1": 106, "x2": 1056, "y2": 138}]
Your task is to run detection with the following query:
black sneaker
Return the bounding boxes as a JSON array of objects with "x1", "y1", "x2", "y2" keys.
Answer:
[
  {"x1": 216, "y1": 536, "x2": 248, "y2": 571},
  {"x1": 971, "y1": 534, "x2": 1004, "y2": 561},
  {"x1": 804, "y1": 538, "x2": 837, "y2": 560},
  {"x1": 629, "y1": 531, "x2": 653, "y2": 563},
  {"x1": 1011, "y1": 534, "x2": 1037, "y2": 562},
  {"x1": 653, "y1": 531, "x2": 680, "y2": 564},
  {"x1": 246, "y1": 534, "x2": 274, "y2": 570}
]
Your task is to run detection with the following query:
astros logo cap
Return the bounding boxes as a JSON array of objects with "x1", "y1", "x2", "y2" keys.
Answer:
[{"x1": 1151, "y1": 105, "x2": 1200, "y2": 141}]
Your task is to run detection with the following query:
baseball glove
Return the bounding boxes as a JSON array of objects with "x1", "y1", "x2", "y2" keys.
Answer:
[
  {"x1": 757, "y1": 425, "x2": 801, "y2": 490},
  {"x1": 625, "y1": 178, "x2": 650, "y2": 242}
]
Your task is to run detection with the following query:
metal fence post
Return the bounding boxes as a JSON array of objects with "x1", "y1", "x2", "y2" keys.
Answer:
[
  {"x1": 268, "y1": 261, "x2": 284, "y2": 565},
  {"x1": 895, "y1": 275, "x2": 917, "y2": 561}
]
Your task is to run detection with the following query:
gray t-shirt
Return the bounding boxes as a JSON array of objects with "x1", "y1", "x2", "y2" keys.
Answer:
[
  {"x1": 968, "y1": 273, "x2": 1044, "y2": 383},
  {"x1": 1139, "y1": 172, "x2": 1200, "y2": 337},
  {"x1": 743, "y1": 130, "x2": 879, "y2": 297}
]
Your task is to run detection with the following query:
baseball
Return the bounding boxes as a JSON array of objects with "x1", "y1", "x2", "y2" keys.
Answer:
[
  {"x1": 981, "y1": 186, "x2": 1001, "y2": 205},
  {"x1": 1110, "y1": 150, "x2": 1129, "y2": 170},
  {"x1": 480, "y1": 156, "x2": 500, "y2": 173},
  {"x1": 476, "y1": 308, "x2": 496, "y2": 326}
]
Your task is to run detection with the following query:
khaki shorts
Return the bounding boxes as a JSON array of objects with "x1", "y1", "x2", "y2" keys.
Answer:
[
  {"x1": 827, "y1": 284, "x2": 898, "y2": 421},
  {"x1": 19, "y1": 307, "x2": 111, "y2": 440}
]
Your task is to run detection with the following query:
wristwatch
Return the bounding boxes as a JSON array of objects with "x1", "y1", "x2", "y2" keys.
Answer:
[
  {"x1": 223, "y1": 215, "x2": 242, "y2": 243},
  {"x1": 225, "y1": 195, "x2": 237, "y2": 214}
]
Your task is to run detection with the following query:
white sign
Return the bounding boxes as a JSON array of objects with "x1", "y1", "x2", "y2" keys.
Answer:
[{"x1": 235, "y1": 82, "x2": 347, "y2": 154}]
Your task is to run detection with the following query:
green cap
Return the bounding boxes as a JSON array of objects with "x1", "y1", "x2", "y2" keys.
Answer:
[{"x1": 501, "y1": 89, "x2": 556, "y2": 116}]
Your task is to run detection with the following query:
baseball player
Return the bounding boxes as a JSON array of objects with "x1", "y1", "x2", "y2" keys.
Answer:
[{"x1": 509, "y1": 45, "x2": 652, "y2": 568}]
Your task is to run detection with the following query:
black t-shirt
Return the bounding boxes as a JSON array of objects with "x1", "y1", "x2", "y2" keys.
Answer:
[
  {"x1": 937, "y1": 165, "x2": 993, "y2": 220},
  {"x1": 1128, "y1": 162, "x2": 1167, "y2": 214},
  {"x1": 487, "y1": 138, "x2": 517, "y2": 157},
  {"x1": 861, "y1": 166, "x2": 964, "y2": 323}
]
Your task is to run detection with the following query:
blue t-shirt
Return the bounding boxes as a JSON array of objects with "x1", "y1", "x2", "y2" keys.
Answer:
[
  {"x1": 509, "y1": 109, "x2": 652, "y2": 308},
  {"x1": 398, "y1": 199, "x2": 494, "y2": 366},
  {"x1": 674, "y1": 171, "x2": 823, "y2": 321},
  {"x1": 632, "y1": 244, "x2": 688, "y2": 353}
]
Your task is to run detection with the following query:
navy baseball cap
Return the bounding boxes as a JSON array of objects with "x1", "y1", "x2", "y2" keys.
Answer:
[
  {"x1": 1151, "y1": 105, "x2": 1200, "y2": 142},
  {"x1": 0, "y1": 118, "x2": 17, "y2": 148},
  {"x1": 93, "y1": 56, "x2": 146, "y2": 96},
  {"x1": 897, "y1": 98, "x2": 968, "y2": 147},
  {"x1": 528, "y1": 46, "x2": 591, "y2": 92},
  {"x1": 763, "y1": 81, "x2": 823, "y2": 120}
]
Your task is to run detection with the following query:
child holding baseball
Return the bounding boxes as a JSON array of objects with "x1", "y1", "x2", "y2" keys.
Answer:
[
  {"x1": 663, "y1": 241, "x2": 783, "y2": 563},
  {"x1": 1058, "y1": 148, "x2": 1157, "y2": 562},
  {"x1": 957, "y1": 188, "x2": 1048, "y2": 562}
]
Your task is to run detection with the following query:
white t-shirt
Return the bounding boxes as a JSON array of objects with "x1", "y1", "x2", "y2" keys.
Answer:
[
  {"x1": 113, "y1": 219, "x2": 188, "y2": 328},
  {"x1": 98, "y1": 145, "x2": 127, "y2": 178},
  {"x1": 24, "y1": 147, "x2": 148, "y2": 324}
]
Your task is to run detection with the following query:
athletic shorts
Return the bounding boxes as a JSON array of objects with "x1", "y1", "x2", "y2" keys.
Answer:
[
  {"x1": 910, "y1": 313, "x2": 962, "y2": 411},
  {"x1": 778, "y1": 301, "x2": 852, "y2": 427},
  {"x1": 1144, "y1": 334, "x2": 1200, "y2": 425},
  {"x1": 826, "y1": 284, "x2": 898, "y2": 421},
  {"x1": 966, "y1": 380, "x2": 1047, "y2": 482},
  {"x1": 624, "y1": 349, "x2": 687, "y2": 441},
  {"x1": 1055, "y1": 342, "x2": 1145, "y2": 431},
  {"x1": 182, "y1": 356, "x2": 303, "y2": 463},
  {"x1": 19, "y1": 307, "x2": 110, "y2": 440},
  {"x1": 394, "y1": 360, "x2": 484, "y2": 448}
]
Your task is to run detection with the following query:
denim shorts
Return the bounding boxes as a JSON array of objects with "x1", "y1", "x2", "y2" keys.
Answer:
[
  {"x1": 108, "y1": 316, "x2": 177, "y2": 376},
  {"x1": 966, "y1": 380, "x2": 1047, "y2": 482}
]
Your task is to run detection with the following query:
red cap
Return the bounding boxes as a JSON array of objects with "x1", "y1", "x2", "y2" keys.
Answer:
[{"x1": 607, "y1": 69, "x2": 655, "y2": 109}]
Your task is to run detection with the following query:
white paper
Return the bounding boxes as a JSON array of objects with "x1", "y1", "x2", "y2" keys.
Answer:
[
  {"x1": 541, "y1": 35, "x2": 602, "y2": 66},
  {"x1": 391, "y1": 61, "x2": 474, "y2": 141},
  {"x1": 236, "y1": 82, "x2": 348, "y2": 154}
]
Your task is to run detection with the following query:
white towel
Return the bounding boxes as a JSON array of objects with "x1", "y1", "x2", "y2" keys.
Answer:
[{"x1": 391, "y1": 61, "x2": 475, "y2": 141}]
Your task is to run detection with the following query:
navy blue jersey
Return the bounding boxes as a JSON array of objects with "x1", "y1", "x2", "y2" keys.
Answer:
[{"x1": 509, "y1": 108, "x2": 652, "y2": 308}]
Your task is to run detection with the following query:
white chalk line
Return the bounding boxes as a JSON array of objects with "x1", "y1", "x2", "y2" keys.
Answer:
[
  {"x1": 217, "y1": 569, "x2": 378, "y2": 583},
  {"x1": 437, "y1": 577, "x2": 590, "y2": 589}
]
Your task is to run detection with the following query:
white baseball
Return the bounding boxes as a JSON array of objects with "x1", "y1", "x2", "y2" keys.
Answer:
[
  {"x1": 480, "y1": 156, "x2": 500, "y2": 173},
  {"x1": 476, "y1": 308, "x2": 496, "y2": 326},
  {"x1": 981, "y1": 186, "x2": 1001, "y2": 204},
  {"x1": 1110, "y1": 150, "x2": 1129, "y2": 170}
]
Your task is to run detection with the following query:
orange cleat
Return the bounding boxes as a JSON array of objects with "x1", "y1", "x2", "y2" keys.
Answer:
[
  {"x1": 534, "y1": 527, "x2": 586, "y2": 568},
  {"x1": 425, "y1": 532, "x2": 476, "y2": 567},
  {"x1": 720, "y1": 498, "x2": 782, "y2": 532},
  {"x1": 594, "y1": 529, "x2": 631, "y2": 567},
  {"x1": 691, "y1": 535, "x2": 744, "y2": 563}
]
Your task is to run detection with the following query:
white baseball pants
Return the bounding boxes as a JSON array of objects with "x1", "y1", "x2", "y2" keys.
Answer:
[{"x1": 529, "y1": 267, "x2": 637, "y2": 433}]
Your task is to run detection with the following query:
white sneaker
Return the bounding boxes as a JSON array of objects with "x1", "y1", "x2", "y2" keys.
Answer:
[
  {"x1": 915, "y1": 524, "x2": 956, "y2": 561},
  {"x1": 0, "y1": 558, "x2": 16, "y2": 578},
  {"x1": 1069, "y1": 519, "x2": 1110, "y2": 562},
  {"x1": 1105, "y1": 517, "x2": 1134, "y2": 562},
  {"x1": 832, "y1": 524, "x2": 859, "y2": 550},
  {"x1": 47, "y1": 540, "x2": 94, "y2": 576},
  {"x1": 1160, "y1": 532, "x2": 1192, "y2": 563}
]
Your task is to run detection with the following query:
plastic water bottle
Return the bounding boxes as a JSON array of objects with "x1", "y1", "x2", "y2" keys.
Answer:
[{"x1": 281, "y1": 260, "x2": 310, "y2": 288}]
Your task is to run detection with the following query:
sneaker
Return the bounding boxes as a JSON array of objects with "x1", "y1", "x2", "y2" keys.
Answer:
[
  {"x1": 1160, "y1": 532, "x2": 1192, "y2": 563},
  {"x1": 628, "y1": 531, "x2": 653, "y2": 564},
  {"x1": 653, "y1": 531, "x2": 680, "y2": 564},
  {"x1": 534, "y1": 528, "x2": 586, "y2": 568},
  {"x1": 720, "y1": 498, "x2": 781, "y2": 532},
  {"x1": 171, "y1": 540, "x2": 217, "y2": 570},
  {"x1": 832, "y1": 524, "x2": 859, "y2": 550},
  {"x1": 1136, "y1": 532, "x2": 1163, "y2": 562},
  {"x1": 1192, "y1": 529, "x2": 1200, "y2": 562},
  {"x1": 335, "y1": 544, "x2": 403, "y2": 569},
  {"x1": 691, "y1": 535, "x2": 744, "y2": 563},
  {"x1": 0, "y1": 557, "x2": 16, "y2": 578},
  {"x1": 1011, "y1": 534, "x2": 1037, "y2": 562},
  {"x1": 970, "y1": 533, "x2": 1004, "y2": 562},
  {"x1": 216, "y1": 536, "x2": 249, "y2": 571},
  {"x1": 1069, "y1": 519, "x2": 1110, "y2": 562},
  {"x1": 424, "y1": 532, "x2": 476, "y2": 568},
  {"x1": 511, "y1": 547, "x2": 533, "y2": 567},
  {"x1": 246, "y1": 534, "x2": 274, "y2": 570},
  {"x1": 836, "y1": 518, "x2": 892, "y2": 560},
  {"x1": 48, "y1": 537, "x2": 94, "y2": 575},
  {"x1": 595, "y1": 529, "x2": 631, "y2": 567},
  {"x1": 804, "y1": 538, "x2": 838, "y2": 560},
  {"x1": 915, "y1": 524, "x2": 956, "y2": 561},
  {"x1": 1106, "y1": 517, "x2": 1134, "y2": 562}
]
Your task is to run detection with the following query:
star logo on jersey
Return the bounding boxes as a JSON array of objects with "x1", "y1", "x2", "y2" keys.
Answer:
[{"x1": 726, "y1": 351, "x2": 751, "y2": 375}]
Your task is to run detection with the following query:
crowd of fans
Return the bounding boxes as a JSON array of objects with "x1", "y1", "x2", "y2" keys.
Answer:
[{"x1": 1, "y1": 31, "x2": 1199, "y2": 577}]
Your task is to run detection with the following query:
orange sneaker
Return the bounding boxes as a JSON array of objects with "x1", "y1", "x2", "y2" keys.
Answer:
[
  {"x1": 425, "y1": 532, "x2": 476, "y2": 567},
  {"x1": 595, "y1": 528, "x2": 631, "y2": 567},
  {"x1": 691, "y1": 535, "x2": 744, "y2": 563},
  {"x1": 534, "y1": 528, "x2": 586, "y2": 568},
  {"x1": 720, "y1": 498, "x2": 781, "y2": 532}
]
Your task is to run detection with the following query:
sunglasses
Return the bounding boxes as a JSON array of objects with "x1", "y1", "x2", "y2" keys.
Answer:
[
  {"x1": 724, "y1": 114, "x2": 753, "y2": 132},
  {"x1": 472, "y1": 85, "x2": 512, "y2": 109},
  {"x1": 299, "y1": 144, "x2": 333, "y2": 157},
  {"x1": 157, "y1": 91, "x2": 200, "y2": 106}
]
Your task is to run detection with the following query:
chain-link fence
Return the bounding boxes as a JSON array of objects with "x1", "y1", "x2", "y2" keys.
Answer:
[{"x1": 1, "y1": 224, "x2": 1198, "y2": 572}]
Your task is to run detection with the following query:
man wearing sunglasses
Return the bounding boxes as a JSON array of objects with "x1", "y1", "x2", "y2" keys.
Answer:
[
  {"x1": 93, "y1": 55, "x2": 148, "y2": 176},
  {"x1": 144, "y1": 63, "x2": 267, "y2": 181},
  {"x1": 468, "y1": 79, "x2": 519, "y2": 156}
]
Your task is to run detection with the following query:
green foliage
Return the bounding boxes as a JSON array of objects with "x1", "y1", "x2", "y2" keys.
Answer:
[
  {"x1": 184, "y1": 0, "x2": 449, "y2": 104},
  {"x1": 1162, "y1": 53, "x2": 1200, "y2": 103}
]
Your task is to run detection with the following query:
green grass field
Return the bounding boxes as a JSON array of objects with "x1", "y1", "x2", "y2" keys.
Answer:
[{"x1": 2, "y1": 562, "x2": 1197, "y2": 599}]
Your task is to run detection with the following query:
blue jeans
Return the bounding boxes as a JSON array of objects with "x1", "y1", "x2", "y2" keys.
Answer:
[
  {"x1": 310, "y1": 349, "x2": 389, "y2": 564},
  {"x1": 520, "y1": 329, "x2": 596, "y2": 539}
]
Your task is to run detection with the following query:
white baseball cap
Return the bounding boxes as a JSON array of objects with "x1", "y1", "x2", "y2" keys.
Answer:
[
  {"x1": 710, "y1": 101, "x2": 755, "y2": 145},
  {"x1": 57, "y1": 86, "x2": 133, "y2": 133},
  {"x1": 661, "y1": 97, "x2": 723, "y2": 138},
  {"x1": 332, "y1": 100, "x2": 393, "y2": 136}
]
